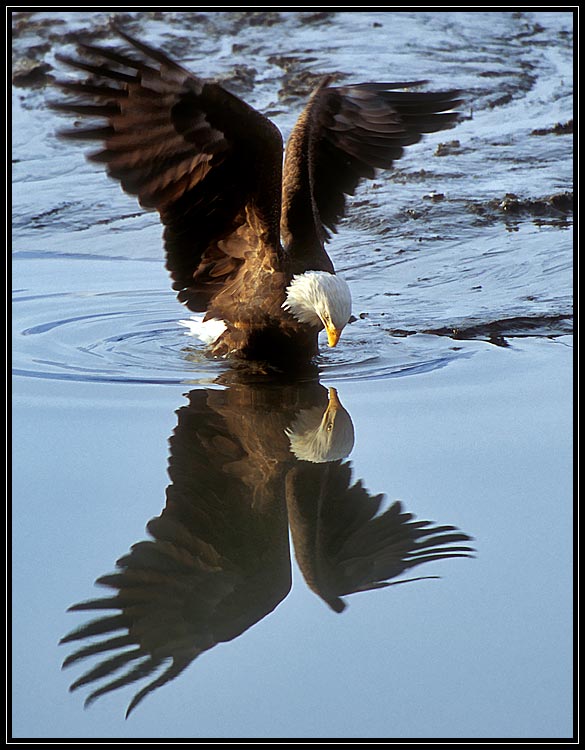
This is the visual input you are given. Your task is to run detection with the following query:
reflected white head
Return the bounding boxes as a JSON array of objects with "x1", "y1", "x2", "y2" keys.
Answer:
[
  {"x1": 282, "y1": 271, "x2": 352, "y2": 347},
  {"x1": 286, "y1": 387, "x2": 355, "y2": 463}
]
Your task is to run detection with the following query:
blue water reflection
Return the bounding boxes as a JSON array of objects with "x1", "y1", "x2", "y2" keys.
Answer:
[{"x1": 59, "y1": 377, "x2": 473, "y2": 718}]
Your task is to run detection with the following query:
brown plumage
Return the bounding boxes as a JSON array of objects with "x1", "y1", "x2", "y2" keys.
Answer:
[{"x1": 53, "y1": 28, "x2": 461, "y2": 369}]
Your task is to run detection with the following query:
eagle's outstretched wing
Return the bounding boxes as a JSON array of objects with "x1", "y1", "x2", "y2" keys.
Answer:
[
  {"x1": 281, "y1": 80, "x2": 461, "y2": 272},
  {"x1": 53, "y1": 29, "x2": 284, "y2": 316}
]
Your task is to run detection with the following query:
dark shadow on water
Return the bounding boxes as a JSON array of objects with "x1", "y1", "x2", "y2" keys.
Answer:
[{"x1": 60, "y1": 369, "x2": 474, "y2": 718}]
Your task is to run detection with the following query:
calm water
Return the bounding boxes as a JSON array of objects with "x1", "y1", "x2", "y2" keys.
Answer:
[{"x1": 11, "y1": 10, "x2": 573, "y2": 740}]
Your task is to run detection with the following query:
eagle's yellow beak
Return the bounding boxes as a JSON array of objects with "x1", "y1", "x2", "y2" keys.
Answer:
[{"x1": 325, "y1": 324, "x2": 342, "y2": 348}]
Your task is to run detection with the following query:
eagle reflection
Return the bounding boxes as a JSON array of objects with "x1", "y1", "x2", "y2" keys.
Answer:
[{"x1": 61, "y1": 377, "x2": 473, "y2": 716}]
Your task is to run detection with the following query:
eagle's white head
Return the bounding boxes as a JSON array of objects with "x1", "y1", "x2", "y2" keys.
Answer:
[{"x1": 282, "y1": 271, "x2": 352, "y2": 347}]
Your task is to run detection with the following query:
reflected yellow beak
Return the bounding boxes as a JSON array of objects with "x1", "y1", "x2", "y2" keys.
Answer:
[
  {"x1": 327, "y1": 386, "x2": 341, "y2": 409},
  {"x1": 322, "y1": 387, "x2": 340, "y2": 431},
  {"x1": 325, "y1": 324, "x2": 342, "y2": 348}
]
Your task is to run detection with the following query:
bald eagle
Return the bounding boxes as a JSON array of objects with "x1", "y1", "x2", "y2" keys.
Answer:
[{"x1": 53, "y1": 29, "x2": 461, "y2": 370}]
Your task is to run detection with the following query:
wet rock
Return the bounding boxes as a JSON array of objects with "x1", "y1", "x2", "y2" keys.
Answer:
[
  {"x1": 247, "y1": 11, "x2": 282, "y2": 26},
  {"x1": 279, "y1": 69, "x2": 344, "y2": 103},
  {"x1": 422, "y1": 314, "x2": 573, "y2": 344},
  {"x1": 267, "y1": 54, "x2": 320, "y2": 72},
  {"x1": 434, "y1": 139, "x2": 462, "y2": 156},
  {"x1": 496, "y1": 191, "x2": 573, "y2": 215},
  {"x1": 487, "y1": 92, "x2": 513, "y2": 108},
  {"x1": 227, "y1": 11, "x2": 282, "y2": 31},
  {"x1": 176, "y1": 13, "x2": 213, "y2": 30},
  {"x1": 469, "y1": 191, "x2": 573, "y2": 222},
  {"x1": 515, "y1": 21, "x2": 546, "y2": 39},
  {"x1": 12, "y1": 58, "x2": 53, "y2": 88},
  {"x1": 221, "y1": 64, "x2": 258, "y2": 94},
  {"x1": 298, "y1": 12, "x2": 336, "y2": 24},
  {"x1": 530, "y1": 120, "x2": 573, "y2": 135},
  {"x1": 548, "y1": 192, "x2": 573, "y2": 212},
  {"x1": 484, "y1": 61, "x2": 537, "y2": 109},
  {"x1": 388, "y1": 329, "x2": 416, "y2": 338},
  {"x1": 58, "y1": 24, "x2": 116, "y2": 44},
  {"x1": 11, "y1": 12, "x2": 66, "y2": 39},
  {"x1": 388, "y1": 168, "x2": 433, "y2": 184}
]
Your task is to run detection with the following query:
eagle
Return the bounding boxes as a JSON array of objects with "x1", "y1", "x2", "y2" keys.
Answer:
[{"x1": 53, "y1": 28, "x2": 461, "y2": 370}]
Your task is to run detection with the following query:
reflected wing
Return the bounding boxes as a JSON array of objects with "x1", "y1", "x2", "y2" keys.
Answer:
[
  {"x1": 61, "y1": 388, "x2": 291, "y2": 717},
  {"x1": 286, "y1": 461, "x2": 473, "y2": 612},
  {"x1": 281, "y1": 80, "x2": 461, "y2": 269},
  {"x1": 53, "y1": 29, "x2": 284, "y2": 313}
]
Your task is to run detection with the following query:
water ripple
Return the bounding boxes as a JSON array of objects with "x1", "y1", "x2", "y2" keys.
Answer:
[
  {"x1": 12, "y1": 288, "x2": 470, "y2": 385},
  {"x1": 13, "y1": 289, "x2": 220, "y2": 385}
]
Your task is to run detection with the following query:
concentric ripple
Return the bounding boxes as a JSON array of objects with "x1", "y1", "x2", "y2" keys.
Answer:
[
  {"x1": 13, "y1": 289, "x2": 221, "y2": 385},
  {"x1": 12, "y1": 288, "x2": 471, "y2": 386}
]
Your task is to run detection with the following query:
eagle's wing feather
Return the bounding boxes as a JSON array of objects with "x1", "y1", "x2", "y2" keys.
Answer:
[
  {"x1": 53, "y1": 29, "x2": 284, "y2": 315},
  {"x1": 281, "y1": 79, "x2": 461, "y2": 271}
]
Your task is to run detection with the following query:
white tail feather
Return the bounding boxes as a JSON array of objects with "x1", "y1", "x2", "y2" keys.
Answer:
[{"x1": 178, "y1": 316, "x2": 227, "y2": 344}]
